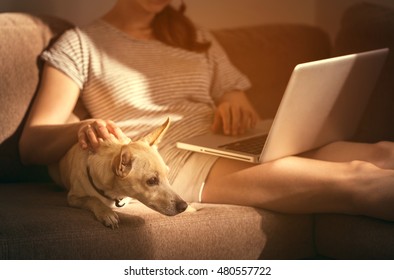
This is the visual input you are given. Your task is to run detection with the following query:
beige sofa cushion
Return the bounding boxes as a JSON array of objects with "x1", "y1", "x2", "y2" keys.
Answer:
[
  {"x1": 213, "y1": 25, "x2": 330, "y2": 119},
  {"x1": 334, "y1": 2, "x2": 394, "y2": 142},
  {"x1": 315, "y1": 214, "x2": 394, "y2": 259},
  {"x1": 0, "y1": 13, "x2": 72, "y2": 182},
  {"x1": 0, "y1": 183, "x2": 315, "y2": 259}
]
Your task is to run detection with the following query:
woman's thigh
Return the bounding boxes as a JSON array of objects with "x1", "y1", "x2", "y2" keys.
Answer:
[
  {"x1": 201, "y1": 155, "x2": 356, "y2": 213},
  {"x1": 200, "y1": 141, "x2": 394, "y2": 215}
]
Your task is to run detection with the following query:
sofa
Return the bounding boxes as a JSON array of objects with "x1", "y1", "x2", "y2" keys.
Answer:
[{"x1": 0, "y1": 2, "x2": 393, "y2": 260}]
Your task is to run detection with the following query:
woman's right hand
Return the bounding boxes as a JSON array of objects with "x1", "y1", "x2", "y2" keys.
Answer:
[{"x1": 78, "y1": 119, "x2": 128, "y2": 152}]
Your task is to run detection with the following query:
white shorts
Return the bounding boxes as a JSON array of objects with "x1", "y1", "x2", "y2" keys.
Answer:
[{"x1": 171, "y1": 153, "x2": 218, "y2": 202}]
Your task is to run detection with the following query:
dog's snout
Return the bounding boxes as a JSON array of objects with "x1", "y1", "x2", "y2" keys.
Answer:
[{"x1": 176, "y1": 200, "x2": 188, "y2": 213}]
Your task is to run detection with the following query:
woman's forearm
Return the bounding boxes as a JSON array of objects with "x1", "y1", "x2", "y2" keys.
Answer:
[
  {"x1": 19, "y1": 118, "x2": 126, "y2": 165},
  {"x1": 19, "y1": 121, "x2": 87, "y2": 165}
]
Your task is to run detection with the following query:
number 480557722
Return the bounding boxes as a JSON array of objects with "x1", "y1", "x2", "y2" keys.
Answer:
[{"x1": 216, "y1": 266, "x2": 272, "y2": 276}]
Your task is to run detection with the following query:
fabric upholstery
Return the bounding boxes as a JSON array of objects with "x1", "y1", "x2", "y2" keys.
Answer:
[
  {"x1": 333, "y1": 2, "x2": 394, "y2": 142},
  {"x1": 213, "y1": 25, "x2": 331, "y2": 119},
  {"x1": 0, "y1": 13, "x2": 72, "y2": 182},
  {"x1": 0, "y1": 184, "x2": 315, "y2": 259},
  {"x1": 315, "y1": 214, "x2": 394, "y2": 259}
]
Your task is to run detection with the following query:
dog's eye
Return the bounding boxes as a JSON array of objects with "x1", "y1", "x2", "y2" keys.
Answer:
[{"x1": 146, "y1": 176, "x2": 159, "y2": 187}]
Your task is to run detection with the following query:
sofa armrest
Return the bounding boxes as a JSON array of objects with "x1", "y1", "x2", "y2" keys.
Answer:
[{"x1": 0, "y1": 13, "x2": 72, "y2": 182}]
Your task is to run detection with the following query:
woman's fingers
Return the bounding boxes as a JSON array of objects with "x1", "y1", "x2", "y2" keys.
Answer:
[
  {"x1": 212, "y1": 103, "x2": 233, "y2": 135},
  {"x1": 78, "y1": 123, "x2": 100, "y2": 151},
  {"x1": 211, "y1": 110, "x2": 223, "y2": 134},
  {"x1": 78, "y1": 126, "x2": 89, "y2": 150},
  {"x1": 87, "y1": 124, "x2": 101, "y2": 151},
  {"x1": 106, "y1": 120, "x2": 128, "y2": 141},
  {"x1": 78, "y1": 119, "x2": 127, "y2": 152},
  {"x1": 212, "y1": 103, "x2": 259, "y2": 136},
  {"x1": 241, "y1": 110, "x2": 258, "y2": 133},
  {"x1": 219, "y1": 103, "x2": 231, "y2": 135},
  {"x1": 230, "y1": 105, "x2": 241, "y2": 135},
  {"x1": 94, "y1": 119, "x2": 111, "y2": 139}
]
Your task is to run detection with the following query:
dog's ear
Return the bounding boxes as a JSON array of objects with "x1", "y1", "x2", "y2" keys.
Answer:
[
  {"x1": 141, "y1": 117, "x2": 170, "y2": 147},
  {"x1": 112, "y1": 146, "x2": 133, "y2": 178}
]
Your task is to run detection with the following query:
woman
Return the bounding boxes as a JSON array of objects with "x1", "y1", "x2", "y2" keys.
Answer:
[{"x1": 19, "y1": 0, "x2": 394, "y2": 221}]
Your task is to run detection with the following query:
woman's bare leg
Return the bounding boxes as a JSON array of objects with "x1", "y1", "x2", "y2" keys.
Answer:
[
  {"x1": 300, "y1": 141, "x2": 394, "y2": 169},
  {"x1": 201, "y1": 141, "x2": 394, "y2": 221}
]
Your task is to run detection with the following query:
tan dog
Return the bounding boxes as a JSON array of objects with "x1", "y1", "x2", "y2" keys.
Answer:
[{"x1": 49, "y1": 118, "x2": 189, "y2": 229}]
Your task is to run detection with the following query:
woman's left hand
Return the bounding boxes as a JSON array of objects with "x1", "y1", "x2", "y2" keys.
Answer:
[{"x1": 211, "y1": 90, "x2": 260, "y2": 136}]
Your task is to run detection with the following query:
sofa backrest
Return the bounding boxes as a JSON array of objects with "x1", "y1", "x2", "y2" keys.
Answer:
[
  {"x1": 212, "y1": 24, "x2": 331, "y2": 120},
  {"x1": 333, "y1": 3, "x2": 394, "y2": 142},
  {"x1": 0, "y1": 13, "x2": 73, "y2": 182}
]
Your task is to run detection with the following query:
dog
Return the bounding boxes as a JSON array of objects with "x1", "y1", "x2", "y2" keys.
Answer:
[{"x1": 49, "y1": 118, "x2": 191, "y2": 229}]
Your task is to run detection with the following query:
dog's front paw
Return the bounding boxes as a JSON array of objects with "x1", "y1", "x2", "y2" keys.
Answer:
[
  {"x1": 185, "y1": 205, "x2": 197, "y2": 213},
  {"x1": 96, "y1": 209, "x2": 119, "y2": 229}
]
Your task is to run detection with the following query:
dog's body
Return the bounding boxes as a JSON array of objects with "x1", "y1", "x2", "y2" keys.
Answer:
[{"x1": 49, "y1": 118, "x2": 189, "y2": 228}]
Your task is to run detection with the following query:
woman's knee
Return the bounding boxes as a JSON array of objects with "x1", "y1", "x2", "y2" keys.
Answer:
[
  {"x1": 375, "y1": 141, "x2": 394, "y2": 155},
  {"x1": 370, "y1": 141, "x2": 394, "y2": 168}
]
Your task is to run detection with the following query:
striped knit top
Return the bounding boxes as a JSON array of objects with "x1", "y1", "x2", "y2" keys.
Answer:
[{"x1": 41, "y1": 20, "x2": 251, "y2": 183}]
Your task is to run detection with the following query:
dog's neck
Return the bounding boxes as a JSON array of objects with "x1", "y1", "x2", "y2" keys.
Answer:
[{"x1": 86, "y1": 165, "x2": 125, "y2": 208}]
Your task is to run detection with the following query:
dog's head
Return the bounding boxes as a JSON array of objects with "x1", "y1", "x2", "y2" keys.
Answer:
[{"x1": 89, "y1": 118, "x2": 188, "y2": 216}]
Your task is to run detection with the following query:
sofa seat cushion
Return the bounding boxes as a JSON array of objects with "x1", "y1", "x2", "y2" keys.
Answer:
[
  {"x1": 0, "y1": 183, "x2": 315, "y2": 259},
  {"x1": 314, "y1": 214, "x2": 394, "y2": 259}
]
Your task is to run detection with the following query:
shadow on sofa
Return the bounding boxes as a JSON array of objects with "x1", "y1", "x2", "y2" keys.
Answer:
[{"x1": 1, "y1": 2, "x2": 393, "y2": 260}]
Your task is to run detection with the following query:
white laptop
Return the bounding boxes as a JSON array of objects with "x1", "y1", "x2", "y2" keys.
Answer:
[{"x1": 176, "y1": 48, "x2": 389, "y2": 163}]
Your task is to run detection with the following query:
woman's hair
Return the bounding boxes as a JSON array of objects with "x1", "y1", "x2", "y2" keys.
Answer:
[{"x1": 152, "y1": 2, "x2": 211, "y2": 53}]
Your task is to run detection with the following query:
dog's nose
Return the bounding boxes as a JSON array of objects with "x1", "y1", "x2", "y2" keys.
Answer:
[{"x1": 176, "y1": 200, "x2": 188, "y2": 213}]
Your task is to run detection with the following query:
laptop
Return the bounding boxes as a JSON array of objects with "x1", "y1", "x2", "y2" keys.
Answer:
[{"x1": 176, "y1": 48, "x2": 389, "y2": 163}]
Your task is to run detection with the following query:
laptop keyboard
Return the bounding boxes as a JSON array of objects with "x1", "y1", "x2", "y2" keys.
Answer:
[{"x1": 219, "y1": 134, "x2": 267, "y2": 155}]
